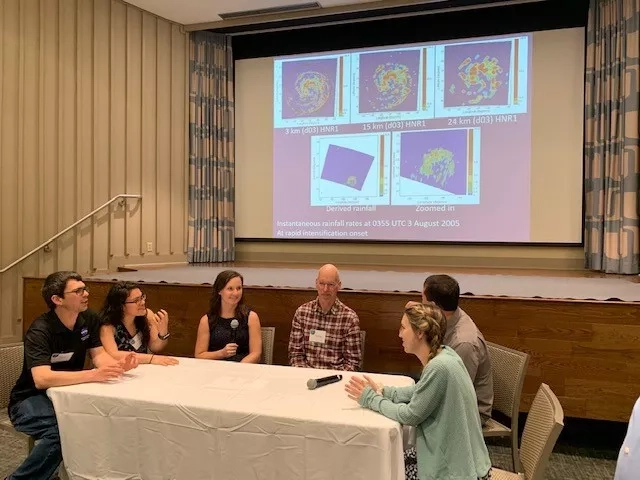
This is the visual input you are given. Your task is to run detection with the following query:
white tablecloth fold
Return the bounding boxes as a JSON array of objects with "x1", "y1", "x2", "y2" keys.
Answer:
[{"x1": 48, "y1": 358, "x2": 414, "y2": 480}]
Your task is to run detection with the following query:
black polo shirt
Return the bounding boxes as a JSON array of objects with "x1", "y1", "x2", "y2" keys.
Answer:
[{"x1": 9, "y1": 309, "x2": 102, "y2": 410}]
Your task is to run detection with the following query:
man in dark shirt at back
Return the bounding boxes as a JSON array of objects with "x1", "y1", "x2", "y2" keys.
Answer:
[
  {"x1": 422, "y1": 274, "x2": 493, "y2": 425},
  {"x1": 6, "y1": 271, "x2": 137, "y2": 480}
]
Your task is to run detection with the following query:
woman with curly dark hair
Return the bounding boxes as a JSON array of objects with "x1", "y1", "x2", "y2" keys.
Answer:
[
  {"x1": 194, "y1": 270, "x2": 262, "y2": 363},
  {"x1": 99, "y1": 281, "x2": 178, "y2": 366}
]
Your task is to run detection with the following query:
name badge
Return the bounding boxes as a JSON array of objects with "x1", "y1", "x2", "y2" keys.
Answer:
[
  {"x1": 309, "y1": 329, "x2": 327, "y2": 345},
  {"x1": 129, "y1": 331, "x2": 143, "y2": 351},
  {"x1": 51, "y1": 352, "x2": 74, "y2": 363}
]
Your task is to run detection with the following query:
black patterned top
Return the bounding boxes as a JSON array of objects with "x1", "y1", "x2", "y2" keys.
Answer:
[{"x1": 113, "y1": 320, "x2": 147, "y2": 353}]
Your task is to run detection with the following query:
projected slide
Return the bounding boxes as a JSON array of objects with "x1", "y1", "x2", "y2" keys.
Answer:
[
  {"x1": 272, "y1": 32, "x2": 532, "y2": 242},
  {"x1": 351, "y1": 47, "x2": 435, "y2": 123},
  {"x1": 311, "y1": 133, "x2": 391, "y2": 206},
  {"x1": 274, "y1": 55, "x2": 352, "y2": 128},
  {"x1": 434, "y1": 37, "x2": 529, "y2": 117},
  {"x1": 391, "y1": 128, "x2": 480, "y2": 206}
]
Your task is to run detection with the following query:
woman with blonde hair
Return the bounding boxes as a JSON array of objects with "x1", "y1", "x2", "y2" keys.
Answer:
[{"x1": 345, "y1": 302, "x2": 491, "y2": 480}]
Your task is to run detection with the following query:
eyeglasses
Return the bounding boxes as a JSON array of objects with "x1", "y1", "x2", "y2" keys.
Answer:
[
  {"x1": 64, "y1": 287, "x2": 89, "y2": 295},
  {"x1": 125, "y1": 294, "x2": 146, "y2": 305},
  {"x1": 318, "y1": 282, "x2": 338, "y2": 289}
]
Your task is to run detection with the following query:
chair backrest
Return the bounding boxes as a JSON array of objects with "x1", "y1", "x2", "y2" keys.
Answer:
[
  {"x1": 0, "y1": 343, "x2": 24, "y2": 409},
  {"x1": 261, "y1": 327, "x2": 275, "y2": 365},
  {"x1": 487, "y1": 341, "x2": 530, "y2": 421},
  {"x1": 359, "y1": 330, "x2": 366, "y2": 369},
  {"x1": 520, "y1": 383, "x2": 564, "y2": 480}
]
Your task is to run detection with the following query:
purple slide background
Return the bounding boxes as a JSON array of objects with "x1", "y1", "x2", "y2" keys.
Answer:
[
  {"x1": 321, "y1": 144, "x2": 374, "y2": 191},
  {"x1": 359, "y1": 50, "x2": 420, "y2": 113},
  {"x1": 273, "y1": 115, "x2": 531, "y2": 242},
  {"x1": 444, "y1": 41, "x2": 511, "y2": 108},
  {"x1": 282, "y1": 59, "x2": 337, "y2": 119},
  {"x1": 399, "y1": 129, "x2": 468, "y2": 195},
  {"x1": 272, "y1": 34, "x2": 532, "y2": 242}
]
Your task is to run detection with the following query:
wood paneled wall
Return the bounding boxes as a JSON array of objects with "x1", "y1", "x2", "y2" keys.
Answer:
[
  {"x1": 0, "y1": 0, "x2": 189, "y2": 342},
  {"x1": 23, "y1": 277, "x2": 640, "y2": 422}
]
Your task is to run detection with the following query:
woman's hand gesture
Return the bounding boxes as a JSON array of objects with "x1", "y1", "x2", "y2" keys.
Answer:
[
  {"x1": 150, "y1": 355, "x2": 179, "y2": 366},
  {"x1": 221, "y1": 343, "x2": 238, "y2": 358},
  {"x1": 150, "y1": 309, "x2": 169, "y2": 337},
  {"x1": 346, "y1": 374, "x2": 382, "y2": 402}
]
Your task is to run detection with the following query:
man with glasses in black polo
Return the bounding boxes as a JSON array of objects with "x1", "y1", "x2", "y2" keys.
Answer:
[{"x1": 5, "y1": 271, "x2": 137, "y2": 480}]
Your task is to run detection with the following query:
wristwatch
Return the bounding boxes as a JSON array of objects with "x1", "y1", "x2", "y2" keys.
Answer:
[{"x1": 158, "y1": 332, "x2": 170, "y2": 340}]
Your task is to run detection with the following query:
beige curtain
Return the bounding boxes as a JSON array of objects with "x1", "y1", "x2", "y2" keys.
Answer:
[
  {"x1": 584, "y1": 0, "x2": 640, "y2": 273},
  {"x1": 187, "y1": 32, "x2": 235, "y2": 263}
]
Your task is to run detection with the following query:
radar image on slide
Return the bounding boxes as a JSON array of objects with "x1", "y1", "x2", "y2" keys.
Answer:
[
  {"x1": 286, "y1": 71, "x2": 331, "y2": 115},
  {"x1": 456, "y1": 56, "x2": 503, "y2": 105},
  {"x1": 444, "y1": 41, "x2": 511, "y2": 108},
  {"x1": 281, "y1": 58, "x2": 337, "y2": 118},
  {"x1": 420, "y1": 148, "x2": 455, "y2": 188},
  {"x1": 359, "y1": 50, "x2": 420, "y2": 113},
  {"x1": 399, "y1": 129, "x2": 469, "y2": 195},
  {"x1": 372, "y1": 63, "x2": 413, "y2": 110},
  {"x1": 321, "y1": 144, "x2": 374, "y2": 191}
]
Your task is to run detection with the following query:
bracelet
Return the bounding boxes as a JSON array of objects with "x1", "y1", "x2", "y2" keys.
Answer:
[{"x1": 149, "y1": 354, "x2": 155, "y2": 364}]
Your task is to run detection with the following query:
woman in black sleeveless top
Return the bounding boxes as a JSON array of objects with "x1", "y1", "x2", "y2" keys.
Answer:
[{"x1": 195, "y1": 270, "x2": 263, "y2": 363}]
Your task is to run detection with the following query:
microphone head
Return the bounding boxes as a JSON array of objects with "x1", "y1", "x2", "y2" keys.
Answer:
[
  {"x1": 306, "y1": 379, "x2": 318, "y2": 390},
  {"x1": 230, "y1": 319, "x2": 239, "y2": 330}
]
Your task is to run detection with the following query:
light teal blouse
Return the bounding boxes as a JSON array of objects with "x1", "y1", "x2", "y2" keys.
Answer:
[{"x1": 359, "y1": 346, "x2": 491, "y2": 480}]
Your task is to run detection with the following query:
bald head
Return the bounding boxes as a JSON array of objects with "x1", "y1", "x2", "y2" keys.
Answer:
[
  {"x1": 316, "y1": 264, "x2": 341, "y2": 308},
  {"x1": 317, "y1": 263, "x2": 340, "y2": 282}
]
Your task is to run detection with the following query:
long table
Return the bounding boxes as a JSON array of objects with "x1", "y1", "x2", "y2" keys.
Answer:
[{"x1": 48, "y1": 358, "x2": 414, "y2": 480}]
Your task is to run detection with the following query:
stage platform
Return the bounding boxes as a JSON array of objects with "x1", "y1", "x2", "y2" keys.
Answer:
[
  {"x1": 22, "y1": 263, "x2": 640, "y2": 423},
  {"x1": 88, "y1": 263, "x2": 640, "y2": 302}
]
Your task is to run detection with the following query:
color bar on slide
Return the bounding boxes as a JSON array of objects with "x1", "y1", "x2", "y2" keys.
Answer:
[
  {"x1": 379, "y1": 135, "x2": 385, "y2": 196},
  {"x1": 338, "y1": 56, "x2": 344, "y2": 116},
  {"x1": 421, "y1": 48, "x2": 427, "y2": 110},
  {"x1": 467, "y1": 129, "x2": 474, "y2": 195},
  {"x1": 513, "y1": 39, "x2": 519, "y2": 105}
]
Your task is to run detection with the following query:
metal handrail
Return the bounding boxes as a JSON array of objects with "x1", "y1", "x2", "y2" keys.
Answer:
[{"x1": 0, "y1": 194, "x2": 142, "y2": 274}]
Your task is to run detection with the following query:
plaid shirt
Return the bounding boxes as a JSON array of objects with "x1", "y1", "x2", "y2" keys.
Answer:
[{"x1": 288, "y1": 298, "x2": 362, "y2": 371}]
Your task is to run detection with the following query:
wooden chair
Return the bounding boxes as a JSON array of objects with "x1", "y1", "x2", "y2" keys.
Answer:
[
  {"x1": 483, "y1": 341, "x2": 530, "y2": 471},
  {"x1": 0, "y1": 342, "x2": 34, "y2": 454},
  {"x1": 491, "y1": 383, "x2": 564, "y2": 480},
  {"x1": 261, "y1": 327, "x2": 275, "y2": 365},
  {"x1": 359, "y1": 330, "x2": 366, "y2": 370}
]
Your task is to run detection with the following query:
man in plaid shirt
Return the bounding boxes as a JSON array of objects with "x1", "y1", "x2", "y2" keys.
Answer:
[{"x1": 288, "y1": 264, "x2": 362, "y2": 371}]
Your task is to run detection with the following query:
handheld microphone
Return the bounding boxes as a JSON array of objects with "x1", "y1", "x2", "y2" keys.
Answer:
[
  {"x1": 307, "y1": 374, "x2": 343, "y2": 390},
  {"x1": 230, "y1": 319, "x2": 239, "y2": 343}
]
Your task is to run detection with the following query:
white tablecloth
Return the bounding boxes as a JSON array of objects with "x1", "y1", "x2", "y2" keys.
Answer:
[{"x1": 48, "y1": 359, "x2": 414, "y2": 480}]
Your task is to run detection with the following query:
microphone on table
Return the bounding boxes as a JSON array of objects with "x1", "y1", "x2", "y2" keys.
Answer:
[
  {"x1": 230, "y1": 319, "x2": 239, "y2": 343},
  {"x1": 307, "y1": 374, "x2": 343, "y2": 390}
]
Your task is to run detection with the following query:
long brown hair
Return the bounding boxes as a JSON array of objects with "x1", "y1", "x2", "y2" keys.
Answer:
[{"x1": 207, "y1": 270, "x2": 246, "y2": 319}]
